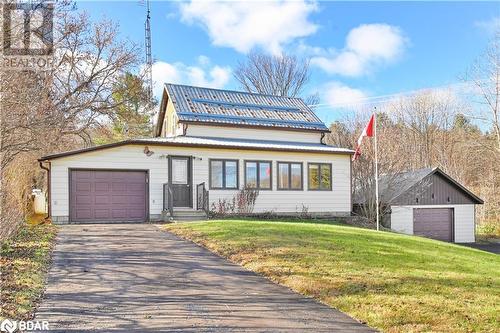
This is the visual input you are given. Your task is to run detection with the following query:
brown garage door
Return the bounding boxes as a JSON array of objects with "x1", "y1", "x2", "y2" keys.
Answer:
[
  {"x1": 413, "y1": 208, "x2": 453, "y2": 242},
  {"x1": 70, "y1": 170, "x2": 147, "y2": 222}
]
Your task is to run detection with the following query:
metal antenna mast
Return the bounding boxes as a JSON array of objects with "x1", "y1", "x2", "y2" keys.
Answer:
[{"x1": 144, "y1": 0, "x2": 153, "y2": 101}]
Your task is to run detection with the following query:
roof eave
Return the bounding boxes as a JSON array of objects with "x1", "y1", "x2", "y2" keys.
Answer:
[
  {"x1": 38, "y1": 139, "x2": 353, "y2": 161},
  {"x1": 179, "y1": 119, "x2": 330, "y2": 133}
]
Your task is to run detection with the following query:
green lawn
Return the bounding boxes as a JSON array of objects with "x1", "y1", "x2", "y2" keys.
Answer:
[
  {"x1": 164, "y1": 219, "x2": 500, "y2": 333},
  {"x1": 0, "y1": 222, "x2": 58, "y2": 320}
]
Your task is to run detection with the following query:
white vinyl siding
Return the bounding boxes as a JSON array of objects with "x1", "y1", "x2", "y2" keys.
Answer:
[
  {"x1": 49, "y1": 144, "x2": 351, "y2": 220},
  {"x1": 390, "y1": 204, "x2": 476, "y2": 243},
  {"x1": 185, "y1": 124, "x2": 322, "y2": 143}
]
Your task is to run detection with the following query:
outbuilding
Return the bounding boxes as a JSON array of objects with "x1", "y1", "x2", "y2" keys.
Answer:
[{"x1": 382, "y1": 168, "x2": 483, "y2": 243}]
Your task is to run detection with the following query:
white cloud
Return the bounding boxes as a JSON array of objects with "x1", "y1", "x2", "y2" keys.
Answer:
[
  {"x1": 323, "y1": 82, "x2": 368, "y2": 108},
  {"x1": 178, "y1": 0, "x2": 318, "y2": 54},
  {"x1": 312, "y1": 23, "x2": 407, "y2": 77},
  {"x1": 475, "y1": 17, "x2": 500, "y2": 34},
  {"x1": 151, "y1": 60, "x2": 231, "y2": 98}
]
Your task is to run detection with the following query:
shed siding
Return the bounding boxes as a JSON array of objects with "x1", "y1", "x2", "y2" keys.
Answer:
[
  {"x1": 393, "y1": 173, "x2": 476, "y2": 205},
  {"x1": 185, "y1": 124, "x2": 322, "y2": 143},
  {"x1": 390, "y1": 204, "x2": 475, "y2": 243},
  {"x1": 50, "y1": 145, "x2": 351, "y2": 221},
  {"x1": 454, "y1": 205, "x2": 475, "y2": 243},
  {"x1": 390, "y1": 206, "x2": 413, "y2": 234}
]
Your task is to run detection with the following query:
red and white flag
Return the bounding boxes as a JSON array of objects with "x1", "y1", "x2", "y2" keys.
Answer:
[{"x1": 352, "y1": 114, "x2": 375, "y2": 161}]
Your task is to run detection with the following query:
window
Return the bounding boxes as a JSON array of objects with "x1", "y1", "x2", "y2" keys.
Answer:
[
  {"x1": 308, "y1": 163, "x2": 332, "y2": 190},
  {"x1": 245, "y1": 161, "x2": 271, "y2": 189},
  {"x1": 277, "y1": 162, "x2": 302, "y2": 190},
  {"x1": 210, "y1": 159, "x2": 239, "y2": 189},
  {"x1": 171, "y1": 159, "x2": 188, "y2": 184}
]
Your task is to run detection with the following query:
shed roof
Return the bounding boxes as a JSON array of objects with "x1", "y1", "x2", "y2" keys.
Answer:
[
  {"x1": 39, "y1": 136, "x2": 353, "y2": 161},
  {"x1": 155, "y1": 83, "x2": 329, "y2": 136},
  {"x1": 355, "y1": 167, "x2": 483, "y2": 205}
]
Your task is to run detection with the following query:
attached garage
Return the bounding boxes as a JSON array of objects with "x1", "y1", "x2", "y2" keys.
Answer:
[{"x1": 69, "y1": 170, "x2": 148, "y2": 223}]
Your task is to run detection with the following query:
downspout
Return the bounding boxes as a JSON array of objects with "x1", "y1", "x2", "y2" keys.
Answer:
[
  {"x1": 38, "y1": 160, "x2": 51, "y2": 220},
  {"x1": 320, "y1": 132, "x2": 326, "y2": 145}
]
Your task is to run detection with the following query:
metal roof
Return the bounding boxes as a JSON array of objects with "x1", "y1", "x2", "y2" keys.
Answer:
[
  {"x1": 39, "y1": 136, "x2": 353, "y2": 161},
  {"x1": 138, "y1": 136, "x2": 353, "y2": 153},
  {"x1": 354, "y1": 167, "x2": 483, "y2": 205},
  {"x1": 162, "y1": 83, "x2": 329, "y2": 132}
]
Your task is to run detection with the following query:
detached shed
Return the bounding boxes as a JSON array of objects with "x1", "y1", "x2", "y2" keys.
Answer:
[
  {"x1": 383, "y1": 168, "x2": 483, "y2": 243},
  {"x1": 354, "y1": 168, "x2": 483, "y2": 243}
]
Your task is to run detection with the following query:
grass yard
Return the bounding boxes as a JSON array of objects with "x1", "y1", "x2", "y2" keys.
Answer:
[
  {"x1": 0, "y1": 222, "x2": 57, "y2": 320},
  {"x1": 164, "y1": 219, "x2": 500, "y2": 333}
]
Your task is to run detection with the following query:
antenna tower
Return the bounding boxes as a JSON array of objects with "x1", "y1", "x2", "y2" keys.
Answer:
[{"x1": 144, "y1": 0, "x2": 153, "y2": 101}]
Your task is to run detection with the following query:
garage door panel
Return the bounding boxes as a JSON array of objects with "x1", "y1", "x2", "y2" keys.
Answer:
[
  {"x1": 74, "y1": 208, "x2": 92, "y2": 220},
  {"x1": 94, "y1": 209, "x2": 111, "y2": 219},
  {"x1": 111, "y1": 209, "x2": 128, "y2": 219},
  {"x1": 414, "y1": 208, "x2": 453, "y2": 242},
  {"x1": 75, "y1": 182, "x2": 91, "y2": 192},
  {"x1": 112, "y1": 183, "x2": 127, "y2": 192},
  {"x1": 74, "y1": 171, "x2": 92, "y2": 179},
  {"x1": 70, "y1": 170, "x2": 147, "y2": 222},
  {"x1": 94, "y1": 196, "x2": 110, "y2": 204},
  {"x1": 95, "y1": 183, "x2": 110, "y2": 192},
  {"x1": 75, "y1": 195, "x2": 92, "y2": 205}
]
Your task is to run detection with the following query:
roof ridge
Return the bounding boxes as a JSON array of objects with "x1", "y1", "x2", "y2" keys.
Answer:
[{"x1": 164, "y1": 82, "x2": 305, "y2": 101}]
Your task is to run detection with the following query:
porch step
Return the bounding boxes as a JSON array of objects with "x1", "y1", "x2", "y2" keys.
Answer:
[{"x1": 162, "y1": 209, "x2": 207, "y2": 222}]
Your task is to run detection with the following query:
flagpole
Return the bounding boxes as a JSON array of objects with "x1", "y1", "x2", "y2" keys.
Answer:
[{"x1": 374, "y1": 108, "x2": 380, "y2": 231}]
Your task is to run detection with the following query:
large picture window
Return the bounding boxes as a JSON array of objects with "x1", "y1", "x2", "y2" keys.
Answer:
[
  {"x1": 245, "y1": 161, "x2": 272, "y2": 190},
  {"x1": 277, "y1": 162, "x2": 302, "y2": 190},
  {"x1": 210, "y1": 159, "x2": 239, "y2": 189},
  {"x1": 308, "y1": 163, "x2": 332, "y2": 190}
]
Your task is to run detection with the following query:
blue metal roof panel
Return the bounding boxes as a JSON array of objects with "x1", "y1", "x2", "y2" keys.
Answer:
[{"x1": 165, "y1": 83, "x2": 329, "y2": 131}]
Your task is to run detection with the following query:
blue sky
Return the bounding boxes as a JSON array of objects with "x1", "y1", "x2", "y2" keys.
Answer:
[{"x1": 78, "y1": 1, "x2": 500, "y2": 124}]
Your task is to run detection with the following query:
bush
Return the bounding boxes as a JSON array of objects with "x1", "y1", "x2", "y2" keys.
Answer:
[{"x1": 210, "y1": 188, "x2": 259, "y2": 217}]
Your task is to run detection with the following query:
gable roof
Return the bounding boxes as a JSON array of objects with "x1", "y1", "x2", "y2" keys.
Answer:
[
  {"x1": 355, "y1": 167, "x2": 483, "y2": 205},
  {"x1": 155, "y1": 83, "x2": 329, "y2": 136}
]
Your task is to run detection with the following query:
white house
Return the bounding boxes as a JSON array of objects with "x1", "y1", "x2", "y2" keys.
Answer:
[{"x1": 39, "y1": 83, "x2": 354, "y2": 223}]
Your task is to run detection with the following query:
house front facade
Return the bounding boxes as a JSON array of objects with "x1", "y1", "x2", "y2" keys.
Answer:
[{"x1": 39, "y1": 84, "x2": 354, "y2": 223}]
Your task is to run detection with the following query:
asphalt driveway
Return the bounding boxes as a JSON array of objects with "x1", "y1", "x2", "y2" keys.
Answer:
[{"x1": 35, "y1": 224, "x2": 375, "y2": 332}]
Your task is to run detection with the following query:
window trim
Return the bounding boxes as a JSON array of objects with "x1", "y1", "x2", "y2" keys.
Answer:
[
  {"x1": 209, "y1": 159, "x2": 239, "y2": 190},
  {"x1": 277, "y1": 161, "x2": 303, "y2": 191},
  {"x1": 244, "y1": 160, "x2": 273, "y2": 190},
  {"x1": 307, "y1": 162, "x2": 332, "y2": 191}
]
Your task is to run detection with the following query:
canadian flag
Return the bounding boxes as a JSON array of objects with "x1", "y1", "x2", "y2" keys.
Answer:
[{"x1": 352, "y1": 114, "x2": 375, "y2": 161}]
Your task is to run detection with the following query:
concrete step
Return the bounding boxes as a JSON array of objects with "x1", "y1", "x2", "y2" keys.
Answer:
[{"x1": 162, "y1": 209, "x2": 207, "y2": 222}]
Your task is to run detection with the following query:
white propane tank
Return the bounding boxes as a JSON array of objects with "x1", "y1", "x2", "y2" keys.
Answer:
[{"x1": 32, "y1": 189, "x2": 48, "y2": 214}]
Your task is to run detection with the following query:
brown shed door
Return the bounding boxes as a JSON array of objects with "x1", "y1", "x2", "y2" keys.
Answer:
[
  {"x1": 413, "y1": 208, "x2": 453, "y2": 242},
  {"x1": 70, "y1": 170, "x2": 147, "y2": 222}
]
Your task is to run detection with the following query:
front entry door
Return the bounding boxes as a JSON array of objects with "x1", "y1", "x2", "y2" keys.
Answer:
[{"x1": 170, "y1": 157, "x2": 192, "y2": 207}]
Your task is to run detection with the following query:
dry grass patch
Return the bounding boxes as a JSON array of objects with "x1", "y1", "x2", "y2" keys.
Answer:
[{"x1": 0, "y1": 222, "x2": 57, "y2": 320}]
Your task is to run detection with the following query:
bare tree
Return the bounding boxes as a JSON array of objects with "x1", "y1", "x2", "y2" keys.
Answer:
[
  {"x1": 465, "y1": 30, "x2": 500, "y2": 152},
  {"x1": 0, "y1": 1, "x2": 144, "y2": 239},
  {"x1": 234, "y1": 51, "x2": 310, "y2": 97}
]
